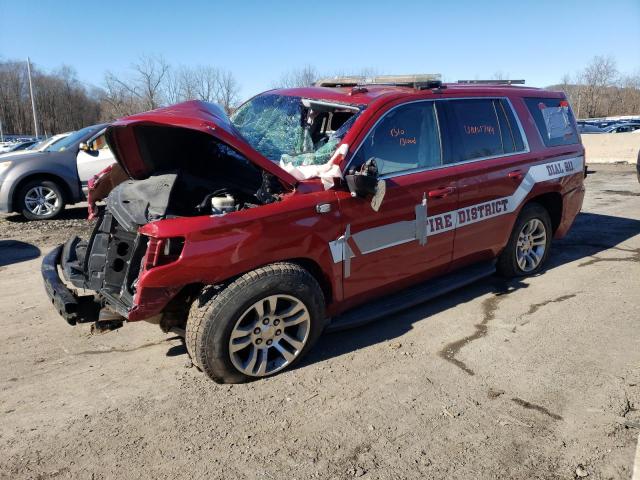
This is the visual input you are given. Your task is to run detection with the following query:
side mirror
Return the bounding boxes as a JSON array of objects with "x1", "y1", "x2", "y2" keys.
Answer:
[
  {"x1": 345, "y1": 158, "x2": 386, "y2": 212},
  {"x1": 79, "y1": 142, "x2": 90, "y2": 152},
  {"x1": 345, "y1": 157, "x2": 379, "y2": 197},
  {"x1": 345, "y1": 173, "x2": 378, "y2": 198}
]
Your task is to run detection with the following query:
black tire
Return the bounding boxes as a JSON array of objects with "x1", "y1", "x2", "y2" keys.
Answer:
[
  {"x1": 497, "y1": 202, "x2": 552, "y2": 277},
  {"x1": 18, "y1": 179, "x2": 66, "y2": 220},
  {"x1": 186, "y1": 262, "x2": 326, "y2": 383}
]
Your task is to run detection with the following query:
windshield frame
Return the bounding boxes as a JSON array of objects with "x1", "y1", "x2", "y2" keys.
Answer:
[{"x1": 230, "y1": 93, "x2": 362, "y2": 165}]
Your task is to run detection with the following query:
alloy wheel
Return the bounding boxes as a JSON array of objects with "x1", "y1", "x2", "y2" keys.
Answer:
[
  {"x1": 228, "y1": 294, "x2": 311, "y2": 377},
  {"x1": 24, "y1": 186, "x2": 59, "y2": 217},
  {"x1": 515, "y1": 218, "x2": 547, "y2": 272}
]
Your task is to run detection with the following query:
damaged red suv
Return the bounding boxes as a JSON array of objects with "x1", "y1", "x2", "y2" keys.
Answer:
[{"x1": 42, "y1": 76, "x2": 585, "y2": 383}]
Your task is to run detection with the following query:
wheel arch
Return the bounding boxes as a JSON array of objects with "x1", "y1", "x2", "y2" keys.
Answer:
[
  {"x1": 525, "y1": 191, "x2": 563, "y2": 233},
  {"x1": 287, "y1": 257, "x2": 334, "y2": 305},
  {"x1": 11, "y1": 173, "x2": 73, "y2": 212},
  {"x1": 158, "y1": 256, "x2": 334, "y2": 329}
]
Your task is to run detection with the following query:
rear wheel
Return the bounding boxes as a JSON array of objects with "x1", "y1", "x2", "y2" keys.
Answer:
[
  {"x1": 497, "y1": 202, "x2": 552, "y2": 277},
  {"x1": 186, "y1": 262, "x2": 326, "y2": 383},
  {"x1": 18, "y1": 179, "x2": 66, "y2": 220}
]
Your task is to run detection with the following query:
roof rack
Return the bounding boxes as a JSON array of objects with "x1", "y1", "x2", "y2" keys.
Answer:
[
  {"x1": 457, "y1": 79, "x2": 525, "y2": 85},
  {"x1": 315, "y1": 74, "x2": 442, "y2": 89}
]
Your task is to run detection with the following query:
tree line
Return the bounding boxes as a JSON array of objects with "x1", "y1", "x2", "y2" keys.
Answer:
[
  {"x1": 0, "y1": 55, "x2": 242, "y2": 136},
  {"x1": 0, "y1": 60, "x2": 101, "y2": 136},
  {"x1": 554, "y1": 55, "x2": 640, "y2": 119},
  {"x1": 0, "y1": 55, "x2": 638, "y2": 136}
]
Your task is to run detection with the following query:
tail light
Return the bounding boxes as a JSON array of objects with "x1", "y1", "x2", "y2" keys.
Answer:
[{"x1": 143, "y1": 237, "x2": 184, "y2": 270}]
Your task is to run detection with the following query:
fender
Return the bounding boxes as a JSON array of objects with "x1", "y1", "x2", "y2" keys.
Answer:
[{"x1": 127, "y1": 188, "x2": 345, "y2": 320}]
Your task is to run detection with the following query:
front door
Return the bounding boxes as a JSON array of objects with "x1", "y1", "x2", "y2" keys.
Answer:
[
  {"x1": 335, "y1": 100, "x2": 459, "y2": 304},
  {"x1": 77, "y1": 131, "x2": 115, "y2": 192}
]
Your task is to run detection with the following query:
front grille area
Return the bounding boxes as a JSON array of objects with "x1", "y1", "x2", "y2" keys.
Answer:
[{"x1": 81, "y1": 211, "x2": 148, "y2": 311}]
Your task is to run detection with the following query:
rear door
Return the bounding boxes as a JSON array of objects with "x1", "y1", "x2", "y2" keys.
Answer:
[
  {"x1": 337, "y1": 100, "x2": 459, "y2": 303},
  {"x1": 441, "y1": 98, "x2": 532, "y2": 267}
]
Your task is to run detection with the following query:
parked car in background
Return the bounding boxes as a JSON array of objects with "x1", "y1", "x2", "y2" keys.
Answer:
[
  {"x1": 603, "y1": 123, "x2": 640, "y2": 133},
  {"x1": 578, "y1": 124, "x2": 605, "y2": 134},
  {"x1": 0, "y1": 133, "x2": 72, "y2": 158},
  {"x1": 42, "y1": 79, "x2": 585, "y2": 383},
  {"x1": 0, "y1": 123, "x2": 108, "y2": 220},
  {"x1": 0, "y1": 140, "x2": 38, "y2": 154}
]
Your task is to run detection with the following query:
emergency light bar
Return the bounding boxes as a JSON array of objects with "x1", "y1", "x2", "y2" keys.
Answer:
[{"x1": 316, "y1": 74, "x2": 442, "y2": 89}]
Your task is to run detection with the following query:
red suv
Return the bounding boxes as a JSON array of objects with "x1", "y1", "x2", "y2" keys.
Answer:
[{"x1": 42, "y1": 77, "x2": 585, "y2": 383}]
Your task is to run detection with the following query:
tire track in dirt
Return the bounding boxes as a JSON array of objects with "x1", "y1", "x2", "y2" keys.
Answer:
[
  {"x1": 439, "y1": 288, "x2": 578, "y2": 375},
  {"x1": 438, "y1": 283, "x2": 515, "y2": 375}
]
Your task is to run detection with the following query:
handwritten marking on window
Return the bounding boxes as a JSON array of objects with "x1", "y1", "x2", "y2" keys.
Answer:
[
  {"x1": 464, "y1": 125, "x2": 496, "y2": 135},
  {"x1": 390, "y1": 128, "x2": 416, "y2": 147}
]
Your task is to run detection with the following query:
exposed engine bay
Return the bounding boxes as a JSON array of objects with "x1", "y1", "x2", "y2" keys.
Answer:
[
  {"x1": 63, "y1": 125, "x2": 285, "y2": 324},
  {"x1": 101, "y1": 125, "x2": 284, "y2": 229}
]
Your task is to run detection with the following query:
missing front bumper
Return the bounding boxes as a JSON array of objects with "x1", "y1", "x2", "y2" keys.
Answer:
[{"x1": 41, "y1": 245, "x2": 101, "y2": 326}]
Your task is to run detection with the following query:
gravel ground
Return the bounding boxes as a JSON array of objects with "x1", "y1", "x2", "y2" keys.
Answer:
[{"x1": 0, "y1": 165, "x2": 639, "y2": 479}]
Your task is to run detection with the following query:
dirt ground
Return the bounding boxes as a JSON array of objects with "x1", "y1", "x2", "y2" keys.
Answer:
[{"x1": 1, "y1": 165, "x2": 639, "y2": 480}]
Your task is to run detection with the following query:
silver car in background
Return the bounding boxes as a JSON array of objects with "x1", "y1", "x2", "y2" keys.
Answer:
[{"x1": 0, "y1": 123, "x2": 109, "y2": 220}]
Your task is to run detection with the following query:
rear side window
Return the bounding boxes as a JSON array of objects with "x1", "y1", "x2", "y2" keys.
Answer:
[
  {"x1": 444, "y1": 99, "x2": 526, "y2": 163},
  {"x1": 524, "y1": 97, "x2": 579, "y2": 147}
]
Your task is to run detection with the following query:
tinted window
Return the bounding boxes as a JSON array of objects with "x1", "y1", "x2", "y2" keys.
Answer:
[
  {"x1": 351, "y1": 102, "x2": 442, "y2": 175},
  {"x1": 524, "y1": 97, "x2": 579, "y2": 147},
  {"x1": 446, "y1": 99, "x2": 505, "y2": 161},
  {"x1": 500, "y1": 99, "x2": 526, "y2": 152}
]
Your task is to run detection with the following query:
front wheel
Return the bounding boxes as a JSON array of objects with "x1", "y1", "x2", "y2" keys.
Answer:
[
  {"x1": 18, "y1": 179, "x2": 66, "y2": 220},
  {"x1": 186, "y1": 263, "x2": 326, "y2": 383},
  {"x1": 497, "y1": 202, "x2": 552, "y2": 277}
]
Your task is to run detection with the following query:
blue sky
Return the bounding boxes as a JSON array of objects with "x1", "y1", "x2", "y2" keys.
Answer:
[{"x1": 1, "y1": 0, "x2": 639, "y2": 101}]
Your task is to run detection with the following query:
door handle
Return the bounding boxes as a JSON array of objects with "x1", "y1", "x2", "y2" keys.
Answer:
[
  {"x1": 508, "y1": 170, "x2": 523, "y2": 180},
  {"x1": 428, "y1": 186, "x2": 456, "y2": 199}
]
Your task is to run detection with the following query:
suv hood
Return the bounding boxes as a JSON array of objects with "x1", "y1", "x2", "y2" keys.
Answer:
[{"x1": 105, "y1": 100, "x2": 297, "y2": 187}]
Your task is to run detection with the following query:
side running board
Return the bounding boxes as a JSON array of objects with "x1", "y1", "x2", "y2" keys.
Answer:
[{"x1": 326, "y1": 261, "x2": 496, "y2": 333}]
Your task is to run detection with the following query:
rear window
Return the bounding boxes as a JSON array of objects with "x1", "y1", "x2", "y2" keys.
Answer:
[{"x1": 524, "y1": 97, "x2": 579, "y2": 147}]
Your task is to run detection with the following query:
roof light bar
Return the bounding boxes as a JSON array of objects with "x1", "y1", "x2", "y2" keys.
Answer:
[{"x1": 316, "y1": 74, "x2": 442, "y2": 89}]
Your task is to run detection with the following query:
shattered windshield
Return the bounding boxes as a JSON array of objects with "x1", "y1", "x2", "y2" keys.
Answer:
[{"x1": 231, "y1": 93, "x2": 360, "y2": 167}]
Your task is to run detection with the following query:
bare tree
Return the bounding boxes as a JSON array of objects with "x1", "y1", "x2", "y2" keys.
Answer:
[
  {"x1": 102, "y1": 59, "x2": 241, "y2": 118},
  {"x1": 581, "y1": 55, "x2": 618, "y2": 118},
  {"x1": 215, "y1": 69, "x2": 240, "y2": 114},
  {"x1": 0, "y1": 58, "x2": 100, "y2": 135},
  {"x1": 271, "y1": 65, "x2": 319, "y2": 88},
  {"x1": 103, "y1": 54, "x2": 170, "y2": 115}
]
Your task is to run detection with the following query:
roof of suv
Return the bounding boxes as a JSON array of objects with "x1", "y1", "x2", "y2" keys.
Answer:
[{"x1": 270, "y1": 84, "x2": 564, "y2": 107}]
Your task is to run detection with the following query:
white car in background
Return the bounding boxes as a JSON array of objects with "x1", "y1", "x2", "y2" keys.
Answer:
[
  {"x1": 76, "y1": 128, "x2": 115, "y2": 194},
  {"x1": 0, "y1": 133, "x2": 72, "y2": 158}
]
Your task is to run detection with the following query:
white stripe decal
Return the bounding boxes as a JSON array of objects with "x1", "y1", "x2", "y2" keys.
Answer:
[{"x1": 329, "y1": 155, "x2": 584, "y2": 273}]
